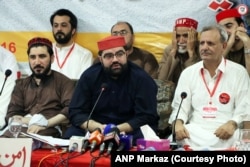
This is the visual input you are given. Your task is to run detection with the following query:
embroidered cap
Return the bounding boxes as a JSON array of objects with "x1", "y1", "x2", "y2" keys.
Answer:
[
  {"x1": 216, "y1": 8, "x2": 241, "y2": 23},
  {"x1": 97, "y1": 36, "x2": 126, "y2": 51},
  {"x1": 175, "y1": 17, "x2": 198, "y2": 30},
  {"x1": 28, "y1": 37, "x2": 52, "y2": 50}
]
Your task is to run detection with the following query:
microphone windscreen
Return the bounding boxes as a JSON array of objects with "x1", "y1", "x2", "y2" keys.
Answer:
[
  {"x1": 118, "y1": 134, "x2": 133, "y2": 151},
  {"x1": 89, "y1": 128, "x2": 103, "y2": 145},
  {"x1": 181, "y1": 92, "x2": 187, "y2": 99},
  {"x1": 103, "y1": 123, "x2": 116, "y2": 135},
  {"x1": 5, "y1": 69, "x2": 12, "y2": 77},
  {"x1": 101, "y1": 83, "x2": 108, "y2": 91}
]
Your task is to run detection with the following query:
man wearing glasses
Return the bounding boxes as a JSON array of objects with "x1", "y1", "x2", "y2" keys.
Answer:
[
  {"x1": 64, "y1": 36, "x2": 159, "y2": 144},
  {"x1": 94, "y1": 21, "x2": 159, "y2": 79}
]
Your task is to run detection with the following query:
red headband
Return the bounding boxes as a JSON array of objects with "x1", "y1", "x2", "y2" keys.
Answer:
[
  {"x1": 216, "y1": 8, "x2": 241, "y2": 23},
  {"x1": 175, "y1": 17, "x2": 198, "y2": 29},
  {"x1": 28, "y1": 37, "x2": 52, "y2": 49},
  {"x1": 97, "y1": 36, "x2": 126, "y2": 51}
]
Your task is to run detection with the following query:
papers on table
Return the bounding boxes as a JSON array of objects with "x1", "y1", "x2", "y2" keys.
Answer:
[{"x1": 20, "y1": 132, "x2": 69, "y2": 147}]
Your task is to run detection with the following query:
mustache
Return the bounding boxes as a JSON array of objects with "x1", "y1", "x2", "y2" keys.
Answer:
[
  {"x1": 200, "y1": 50, "x2": 211, "y2": 55},
  {"x1": 178, "y1": 43, "x2": 187, "y2": 47},
  {"x1": 56, "y1": 32, "x2": 65, "y2": 36},
  {"x1": 111, "y1": 62, "x2": 122, "y2": 66},
  {"x1": 34, "y1": 65, "x2": 44, "y2": 69}
]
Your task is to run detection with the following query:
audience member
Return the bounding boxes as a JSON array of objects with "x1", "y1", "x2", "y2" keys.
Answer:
[
  {"x1": 158, "y1": 17, "x2": 200, "y2": 85},
  {"x1": 94, "y1": 21, "x2": 159, "y2": 79},
  {"x1": 169, "y1": 25, "x2": 249, "y2": 149},
  {"x1": 50, "y1": 8, "x2": 93, "y2": 80},
  {"x1": 64, "y1": 36, "x2": 159, "y2": 143},
  {"x1": 216, "y1": 8, "x2": 250, "y2": 75},
  {"x1": 0, "y1": 71, "x2": 15, "y2": 130},
  {"x1": 0, "y1": 46, "x2": 20, "y2": 80},
  {"x1": 2, "y1": 37, "x2": 75, "y2": 138}
]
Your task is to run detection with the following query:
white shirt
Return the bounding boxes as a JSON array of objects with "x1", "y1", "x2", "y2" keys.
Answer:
[
  {"x1": 51, "y1": 43, "x2": 93, "y2": 80},
  {"x1": 0, "y1": 47, "x2": 19, "y2": 80},
  {"x1": 169, "y1": 58, "x2": 249, "y2": 149},
  {"x1": 0, "y1": 71, "x2": 15, "y2": 129}
]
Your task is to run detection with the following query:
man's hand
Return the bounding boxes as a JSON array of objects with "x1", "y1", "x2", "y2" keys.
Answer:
[
  {"x1": 174, "y1": 119, "x2": 190, "y2": 140},
  {"x1": 170, "y1": 27, "x2": 178, "y2": 56},
  {"x1": 214, "y1": 120, "x2": 237, "y2": 140},
  {"x1": 236, "y1": 26, "x2": 250, "y2": 44},
  {"x1": 186, "y1": 28, "x2": 197, "y2": 58},
  {"x1": 27, "y1": 124, "x2": 46, "y2": 134}
]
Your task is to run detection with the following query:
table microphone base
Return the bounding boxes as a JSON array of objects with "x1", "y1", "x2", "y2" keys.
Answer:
[{"x1": 170, "y1": 142, "x2": 181, "y2": 150}]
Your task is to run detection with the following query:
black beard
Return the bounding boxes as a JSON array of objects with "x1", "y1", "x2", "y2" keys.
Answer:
[
  {"x1": 30, "y1": 63, "x2": 51, "y2": 79},
  {"x1": 54, "y1": 31, "x2": 72, "y2": 44},
  {"x1": 104, "y1": 62, "x2": 128, "y2": 77}
]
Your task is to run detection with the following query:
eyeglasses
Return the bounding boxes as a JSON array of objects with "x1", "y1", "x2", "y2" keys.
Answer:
[
  {"x1": 111, "y1": 30, "x2": 129, "y2": 36},
  {"x1": 102, "y1": 50, "x2": 126, "y2": 60}
]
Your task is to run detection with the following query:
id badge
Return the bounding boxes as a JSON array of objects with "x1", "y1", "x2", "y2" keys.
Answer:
[{"x1": 202, "y1": 105, "x2": 217, "y2": 118}]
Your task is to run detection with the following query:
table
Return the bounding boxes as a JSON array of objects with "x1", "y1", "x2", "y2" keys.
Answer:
[{"x1": 31, "y1": 148, "x2": 111, "y2": 167}]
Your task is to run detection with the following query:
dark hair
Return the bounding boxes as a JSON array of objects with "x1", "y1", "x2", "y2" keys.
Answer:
[
  {"x1": 27, "y1": 44, "x2": 53, "y2": 56},
  {"x1": 50, "y1": 9, "x2": 77, "y2": 29},
  {"x1": 111, "y1": 21, "x2": 134, "y2": 34},
  {"x1": 235, "y1": 17, "x2": 244, "y2": 26}
]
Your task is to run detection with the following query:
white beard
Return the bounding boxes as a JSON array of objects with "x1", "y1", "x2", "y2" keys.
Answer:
[{"x1": 178, "y1": 44, "x2": 187, "y2": 54}]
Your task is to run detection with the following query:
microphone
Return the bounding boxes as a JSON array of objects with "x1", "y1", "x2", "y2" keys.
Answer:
[
  {"x1": 0, "y1": 69, "x2": 12, "y2": 96},
  {"x1": 86, "y1": 83, "x2": 108, "y2": 131},
  {"x1": 81, "y1": 131, "x2": 91, "y2": 153},
  {"x1": 69, "y1": 136, "x2": 86, "y2": 152},
  {"x1": 103, "y1": 127, "x2": 120, "y2": 155},
  {"x1": 103, "y1": 123, "x2": 116, "y2": 135},
  {"x1": 88, "y1": 128, "x2": 104, "y2": 152},
  {"x1": 117, "y1": 134, "x2": 133, "y2": 151},
  {"x1": 98, "y1": 124, "x2": 116, "y2": 155},
  {"x1": 171, "y1": 92, "x2": 187, "y2": 150}
]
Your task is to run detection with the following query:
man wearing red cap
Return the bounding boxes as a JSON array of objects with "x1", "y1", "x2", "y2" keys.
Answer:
[
  {"x1": 216, "y1": 8, "x2": 250, "y2": 76},
  {"x1": 2, "y1": 37, "x2": 75, "y2": 138},
  {"x1": 158, "y1": 17, "x2": 201, "y2": 85},
  {"x1": 65, "y1": 36, "x2": 159, "y2": 144}
]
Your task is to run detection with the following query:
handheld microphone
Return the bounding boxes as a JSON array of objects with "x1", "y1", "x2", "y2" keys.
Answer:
[
  {"x1": 171, "y1": 92, "x2": 187, "y2": 150},
  {"x1": 103, "y1": 127, "x2": 120, "y2": 155},
  {"x1": 117, "y1": 134, "x2": 133, "y2": 151},
  {"x1": 86, "y1": 83, "x2": 108, "y2": 131},
  {"x1": 0, "y1": 69, "x2": 12, "y2": 96},
  {"x1": 88, "y1": 128, "x2": 104, "y2": 152}
]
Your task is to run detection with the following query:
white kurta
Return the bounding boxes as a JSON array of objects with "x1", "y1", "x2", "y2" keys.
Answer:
[
  {"x1": 0, "y1": 72, "x2": 15, "y2": 129},
  {"x1": 169, "y1": 58, "x2": 249, "y2": 149},
  {"x1": 0, "y1": 47, "x2": 19, "y2": 80},
  {"x1": 51, "y1": 43, "x2": 93, "y2": 80}
]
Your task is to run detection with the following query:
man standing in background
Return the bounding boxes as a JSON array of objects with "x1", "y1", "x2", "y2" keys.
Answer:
[
  {"x1": 216, "y1": 8, "x2": 250, "y2": 75},
  {"x1": 158, "y1": 17, "x2": 200, "y2": 85},
  {"x1": 50, "y1": 8, "x2": 93, "y2": 80},
  {"x1": 93, "y1": 21, "x2": 159, "y2": 79}
]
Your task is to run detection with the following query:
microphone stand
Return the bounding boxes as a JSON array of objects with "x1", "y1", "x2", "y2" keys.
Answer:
[
  {"x1": 170, "y1": 92, "x2": 187, "y2": 150},
  {"x1": 86, "y1": 83, "x2": 107, "y2": 131}
]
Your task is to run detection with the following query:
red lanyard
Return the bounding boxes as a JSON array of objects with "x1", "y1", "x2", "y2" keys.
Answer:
[
  {"x1": 54, "y1": 43, "x2": 75, "y2": 69},
  {"x1": 201, "y1": 68, "x2": 223, "y2": 105}
]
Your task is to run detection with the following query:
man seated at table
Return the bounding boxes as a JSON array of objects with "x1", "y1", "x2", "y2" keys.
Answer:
[
  {"x1": 1, "y1": 37, "x2": 75, "y2": 138},
  {"x1": 64, "y1": 35, "x2": 159, "y2": 143},
  {"x1": 169, "y1": 25, "x2": 249, "y2": 150}
]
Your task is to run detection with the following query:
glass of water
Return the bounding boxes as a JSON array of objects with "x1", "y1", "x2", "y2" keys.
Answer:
[
  {"x1": 238, "y1": 129, "x2": 250, "y2": 150},
  {"x1": 8, "y1": 117, "x2": 22, "y2": 138}
]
